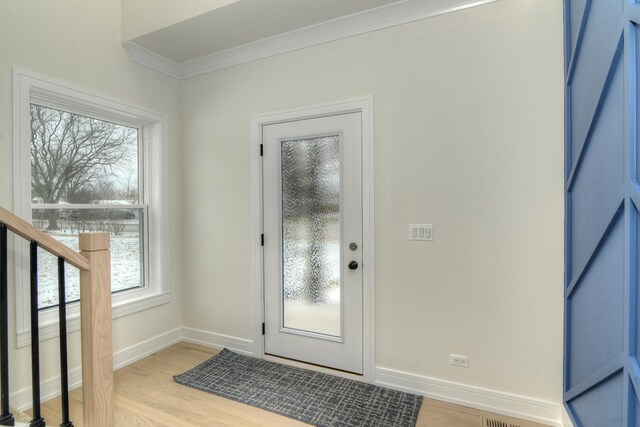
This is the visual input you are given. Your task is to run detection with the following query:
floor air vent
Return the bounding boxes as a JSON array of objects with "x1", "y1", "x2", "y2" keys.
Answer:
[{"x1": 484, "y1": 417, "x2": 521, "y2": 427}]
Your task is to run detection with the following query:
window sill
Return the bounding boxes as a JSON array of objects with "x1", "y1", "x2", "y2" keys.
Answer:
[{"x1": 16, "y1": 290, "x2": 171, "y2": 348}]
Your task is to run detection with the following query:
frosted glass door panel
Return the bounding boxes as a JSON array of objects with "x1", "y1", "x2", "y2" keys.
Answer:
[{"x1": 281, "y1": 136, "x2": 341, "y2": 337}]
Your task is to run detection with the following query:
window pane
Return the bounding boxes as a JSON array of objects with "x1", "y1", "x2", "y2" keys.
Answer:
[
  {"x1": 33, "y1": 208, "x2": 144, "y2": 309},
  {"x1": 30, "y1": 104, "x2": 140, "y2": 206},
  {"x1": 30, "y1": 103, "x2": 144, "y2": 309}
]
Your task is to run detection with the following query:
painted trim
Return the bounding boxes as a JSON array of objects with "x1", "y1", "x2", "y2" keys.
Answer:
[
  {"x1": 181, "y1": 327, "x2": 255, "y2": 356},
  {"x1": 9, "y1": 326, "x2": 565, "y2": 426},
  {"x1": 112, "y1": 328, "x2": 183, "y2": 369},
  {"x1": 566, "y1": 37, "x2": 624, "y2": 191},
  {"x1": 251, "y1": 96, "x2": 375, "y2": 381},
  {"x1": 564, "y1": 0, "x2": 633, "y2": 422},
  {"x1": 11, "y1": 67, "x2": 172, "y2": 348},
  {"x1": 360, "y1": 98, "x2": 376, "y2": 383},
  {"x1": 123, "y1": 0, "x2": 499, "y2": 80},
  {"x1": 182, "y1": 326, "x2": 568, "y2": 426},
  {"x1": 16, "y1": 292, "x2": 171, "y2": 348},
  {"x1": 122, "y1": 41, "x2": 181, "y2": 80},
  {"x1": 628, "y1": 3, "x2": 640, "y2": 25},
  {"x1": 565, "y1": 197, "x2": 624, "y2": 297},
  {"x1": 250, "y1": 115, "x2": 265, "y2": 362},
  {"x1": 375, "y1": 367, "x2": 563, "y2": 427},
  {"x1": 561, "y1": 405, "x2": 576, "y2": 427},
  {"x1": 10, "y1": 327, "x2": 183, "y2": 411}
]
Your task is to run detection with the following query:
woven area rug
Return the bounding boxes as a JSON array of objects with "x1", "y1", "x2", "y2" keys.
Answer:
[{"x1": 174, "y1": 349, "x2": 423, "y2": 427}]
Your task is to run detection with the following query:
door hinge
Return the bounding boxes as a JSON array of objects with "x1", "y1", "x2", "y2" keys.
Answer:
[
  {"x1": 260, "y1": 144, "x2": 264, "y2": 156},
  {"x1": 262, "y1": 322, "x2": 265, "y2": 335},
  {"x1": 261, "y1": 234, "x2": 264, "y2": 246}
]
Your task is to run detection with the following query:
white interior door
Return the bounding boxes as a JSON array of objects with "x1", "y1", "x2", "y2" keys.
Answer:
[{"x1": 263, "y1": 112, "x2": 363, "y2": 374}]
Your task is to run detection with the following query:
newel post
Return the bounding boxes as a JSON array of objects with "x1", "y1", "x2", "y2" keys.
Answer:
[{"x1": 79, "y1": 233, "x2": 114, "y2": 427}]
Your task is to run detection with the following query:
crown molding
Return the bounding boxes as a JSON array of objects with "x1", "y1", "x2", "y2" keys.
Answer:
[
  {"x1": 123, "y1": 41, "x2": 181, "y2": 80},
  {"x1": 123, "y1": 0, "x2": 499, "y2": 80}
]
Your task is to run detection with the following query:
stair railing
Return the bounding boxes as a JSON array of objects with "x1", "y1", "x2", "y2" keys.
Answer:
[{"x1": 0, "y1": 207, "x2": 113, "y2": 427}]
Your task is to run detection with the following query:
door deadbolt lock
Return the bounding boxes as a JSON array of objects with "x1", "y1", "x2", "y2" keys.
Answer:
[{"x1": 349, "y1": 242, "x2": 358, "y2": 251}]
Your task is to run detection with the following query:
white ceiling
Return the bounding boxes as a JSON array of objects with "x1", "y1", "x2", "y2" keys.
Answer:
[{"x1": 130, "y1": 0, "x2": 404, "y2": 64}]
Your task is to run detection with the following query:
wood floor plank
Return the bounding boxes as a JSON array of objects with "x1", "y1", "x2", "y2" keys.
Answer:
[
  {"x1": 418, "y1": 399, "x2": 481, "y2": 427},
  {"x1": 35, "y1": 342, "x2": 549, "y2": 426}
]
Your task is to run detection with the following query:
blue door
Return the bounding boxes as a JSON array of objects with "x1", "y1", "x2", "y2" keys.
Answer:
[{"x1": 564, "y1": 0, "x2": 637, "y2": 425}]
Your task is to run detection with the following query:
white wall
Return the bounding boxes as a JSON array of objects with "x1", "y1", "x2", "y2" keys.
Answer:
[
  {"x1": 0, "y1": 1, "x2": 182, "y2": 393},
  {"x1": 180, "y1": 0, "x2": 564, "y2": 406},
  {"x1": 0, "y1": 0, "x2": 565, "y2": 420}
]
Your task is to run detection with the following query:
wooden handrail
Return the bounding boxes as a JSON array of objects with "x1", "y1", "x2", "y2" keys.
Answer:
[
  {"x1": 0, "y1": 207, "x2": 113, "y2": 427},
  {"x1": 0, "y1": 208, "x2": 90, "y2": 271}
]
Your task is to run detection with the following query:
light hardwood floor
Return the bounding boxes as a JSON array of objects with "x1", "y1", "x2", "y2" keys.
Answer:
[{"x1": 36, "y1": 342, "x2": 549, "y2": 427}]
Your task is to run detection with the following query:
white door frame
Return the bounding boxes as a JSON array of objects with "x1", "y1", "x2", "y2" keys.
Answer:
[{"x1": 251, "y1": 96, "x2": 375, "y2": 382}]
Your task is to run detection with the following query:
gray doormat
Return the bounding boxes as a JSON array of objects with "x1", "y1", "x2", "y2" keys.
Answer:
[{"x1": 174, "y1": 349, "x2": 423, "y2": 427}]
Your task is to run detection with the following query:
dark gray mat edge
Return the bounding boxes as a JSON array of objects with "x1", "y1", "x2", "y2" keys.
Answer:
[{"x1": 174, "y1": 348, "x2": 423, "y2": 427}]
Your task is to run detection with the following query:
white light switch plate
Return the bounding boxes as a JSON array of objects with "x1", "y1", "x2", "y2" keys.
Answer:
[{"x1": 409, "y1": 224, "x2": 433, "y2": 241}]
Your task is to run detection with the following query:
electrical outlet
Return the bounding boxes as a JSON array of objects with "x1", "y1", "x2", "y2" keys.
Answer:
[{"x1": 449, "y1": 354, "x2": 469, "y2": 368}]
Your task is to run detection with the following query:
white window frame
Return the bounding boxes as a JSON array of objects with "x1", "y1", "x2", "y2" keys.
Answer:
[{"x1": 12, "y1": 68, "x2": 171, "y2": 347}]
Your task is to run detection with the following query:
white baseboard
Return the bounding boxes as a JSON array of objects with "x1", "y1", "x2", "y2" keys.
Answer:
[
  {"x1": 10, "y1": 327, "x2": 183, "y2": 411},
  {"x1": 11, "y1": 354, "x2": 83, "y2": 412},
  {"x1": 181, "y1": 327, "x2": 254, "y2": 355},
  {"x1": 113, "y1": 327, "x2": 183, "y2": 370},
  {"x1": 10, "y1": 326, "x2": 564, "y2": 427},
  {"x1": 376, "y1": 367, "x2": 562, "y2": 427},
  {"x1": 177, "y1": 328, "x2": 565, "y2": 426}
]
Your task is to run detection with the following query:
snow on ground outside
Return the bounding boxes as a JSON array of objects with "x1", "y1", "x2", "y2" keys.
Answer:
[{"x1": 37, "y1": 231, "x2": 141, "y2": 308}]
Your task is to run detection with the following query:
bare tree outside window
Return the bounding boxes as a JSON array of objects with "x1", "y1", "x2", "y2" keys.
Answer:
[
  {"x1": 30, "y1": 104, "x2": 138, "y2": 229},
  {"x1": 30, "y1": 104, "x2": 144, "y2": 309}
]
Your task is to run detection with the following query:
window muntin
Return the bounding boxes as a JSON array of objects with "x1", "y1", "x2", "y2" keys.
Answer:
[{"x1": 30, "y1": 104, "x2": 147, "y2": 309}]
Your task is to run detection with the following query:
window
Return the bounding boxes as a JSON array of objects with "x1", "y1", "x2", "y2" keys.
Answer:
[
  {"x1": 13, "y1": 69, "x2": 170, "y2": 346},
  {"x1": 31, "y1": 104, "x2": 146, "y2": 308}
]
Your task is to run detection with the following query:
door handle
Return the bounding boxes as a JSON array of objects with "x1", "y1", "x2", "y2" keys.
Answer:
[{"x1": 348, "y1": 261, "x2": 359, "y2": 270}]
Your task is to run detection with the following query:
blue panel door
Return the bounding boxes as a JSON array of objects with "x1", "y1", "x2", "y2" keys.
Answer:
[{"x1": 564, "y1": 1, "x2": 639, "y2": 426}]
